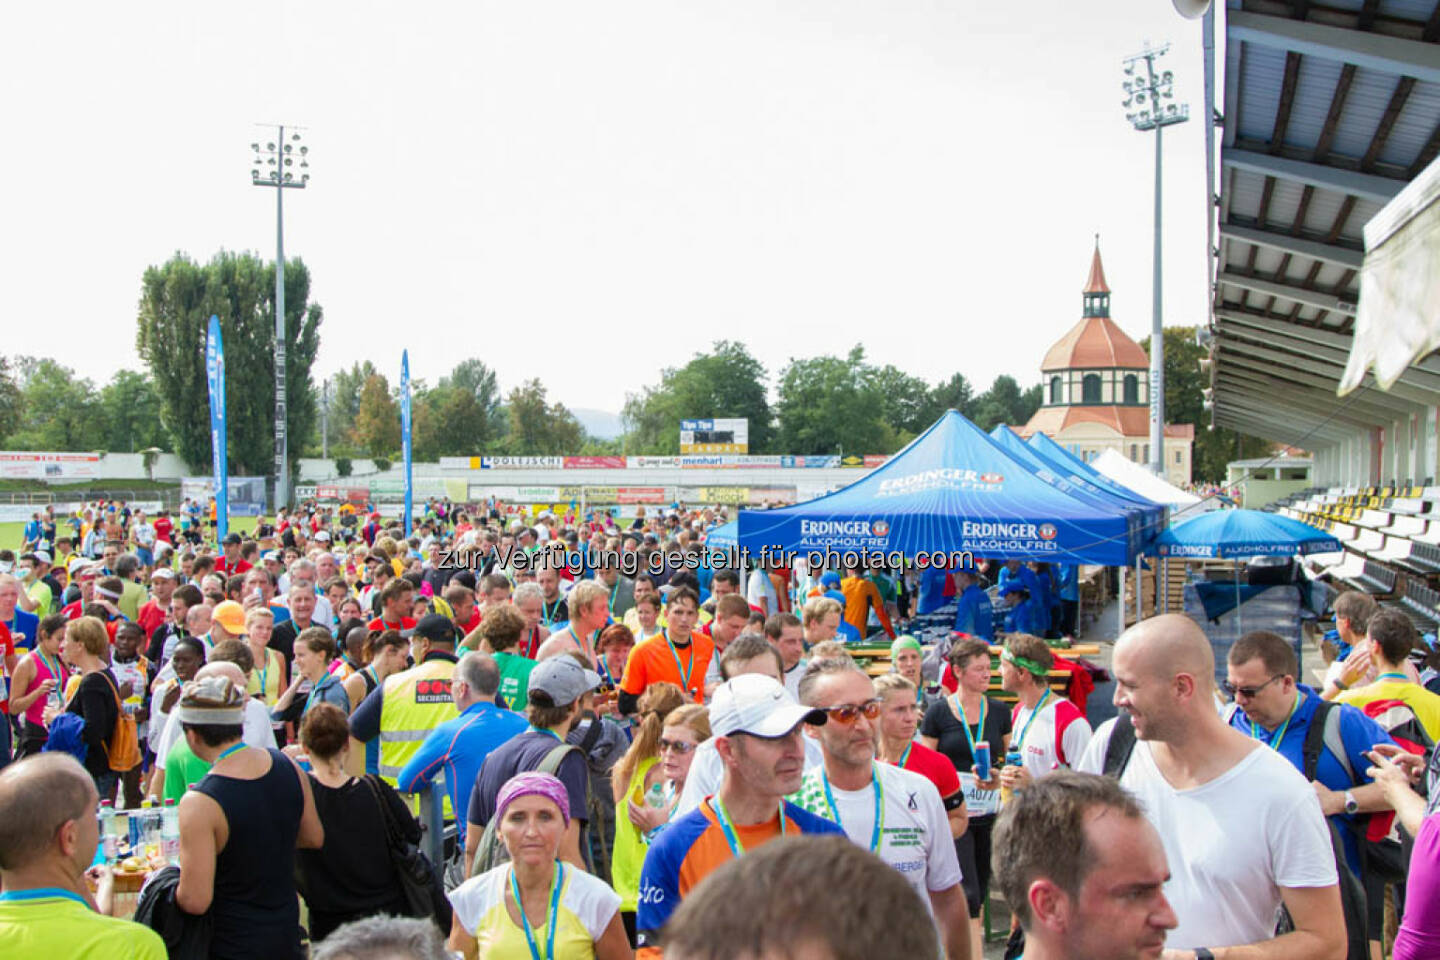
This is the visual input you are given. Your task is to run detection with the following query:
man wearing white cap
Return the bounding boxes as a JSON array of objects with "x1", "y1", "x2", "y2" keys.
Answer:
[{"x1": 635, "y1": 674, "x2": 845, "y2": 957}]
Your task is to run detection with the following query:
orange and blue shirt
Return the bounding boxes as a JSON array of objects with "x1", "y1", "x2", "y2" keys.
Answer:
[{"x1": 635, "y1": 798, "x2": 842, "y2": 953}]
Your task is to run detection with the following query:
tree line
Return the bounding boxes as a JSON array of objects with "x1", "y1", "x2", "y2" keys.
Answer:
[{"x1": 0, "y1": 250, "x2": 1242, "y2": 482}]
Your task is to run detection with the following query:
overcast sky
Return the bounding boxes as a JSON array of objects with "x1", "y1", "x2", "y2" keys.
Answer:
[{"x1": 2, "y1": 1, "x2": 1214, "y2": 418}]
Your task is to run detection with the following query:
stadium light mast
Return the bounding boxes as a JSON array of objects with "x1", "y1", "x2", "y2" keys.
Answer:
[
  {"x1": 1122, "y1": 42, "x2": 1187, "y2": 477},
  {"x1": 251, "y1": 126, "x2": 310, "y2": 511}
]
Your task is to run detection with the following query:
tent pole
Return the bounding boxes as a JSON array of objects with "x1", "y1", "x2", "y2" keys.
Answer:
[
  {"x1": 1160, "y1": 557, "x2": 1167, "y2": 614},
  {"x1": 1117, "y1": 565, "x2": 1126, "y2": 634},
  {"x1": 1135, "y1": 555, "x2": 1143, "y2": 624}
]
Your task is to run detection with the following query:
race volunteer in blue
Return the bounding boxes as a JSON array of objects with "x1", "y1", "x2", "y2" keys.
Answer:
[
  {"x1": 951, "y1": 568, "x2": 994, "y2": 640},
  {"x1": 999, "y1": 583, "x2": 1045, "y2": 637},
  {"x1": 395, "y1": 650, "x2": 526, "y2": 841}
]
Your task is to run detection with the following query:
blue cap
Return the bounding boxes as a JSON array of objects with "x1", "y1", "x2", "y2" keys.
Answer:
[{"x1": 820, "y1": 571, "x2": 841, "y2": 587}]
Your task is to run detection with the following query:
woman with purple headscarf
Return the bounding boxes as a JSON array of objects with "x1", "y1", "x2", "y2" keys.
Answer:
[{"x1": 447, "y1": 771, "x2": 631, "y2": 959}]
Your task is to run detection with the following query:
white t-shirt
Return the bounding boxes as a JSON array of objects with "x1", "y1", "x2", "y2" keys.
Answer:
[
  {"x1": 154, "y1": 697, "x2": 277, "y2": 770},
  {"x1": 746, "y1": 570, "x2": 778, "y2": 614},
  {"x1": 448, "y1": 861, "x2": 619, "y2": 949},
  {"x1": 675, "y1": 734, "x2": 824, "y2": 817},
  {"x1": 1076, "y1": 719, "x2": 1338, "y2": 949},
  {"x1": 783, "y1": 659, "x2": 807, "y2": 702},
  {"x1": 793, "y1": 761, "x2": 962, "y2": 910},
  {"x1": 154, "y1": 634, "x2": 215, "y2": 686},
  {"x1": 1010, "y1": 694, "x2": 1092, "y2": 778}
]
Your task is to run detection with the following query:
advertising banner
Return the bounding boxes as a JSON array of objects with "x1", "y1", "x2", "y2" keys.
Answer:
[
  {"x1": 439, "y1": 457, "x2": 483, "y2": 470},
  {"x1": 0, "y1": 452, "x2": 102, "y2": 480},
  {"x1": 679, "y1": 418, "x2": 749, "y2": 453},
  {"x1": 626, "y1": 456, "x2": 678, "y2": 469},
  {"x1": 482, "y1": 456, "x2": 563, "y2": 469},
  {"x1": 563, "y1": 456, "x2": 626, "y2": 469},
  {"x1": 205, "y1": 315, "x2": 229, "y2": 540}
]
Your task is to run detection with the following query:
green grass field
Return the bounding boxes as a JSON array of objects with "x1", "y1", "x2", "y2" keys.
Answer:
[{"x1": 0, "y1": 517, "x2": 261, "y2": 553}]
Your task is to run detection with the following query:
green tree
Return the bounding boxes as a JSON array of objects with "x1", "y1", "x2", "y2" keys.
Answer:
[
  {"x1": 325, "y1": 360, "x2": 378, "y2": 455},
  {"x1": 871, "y1": 365, "x2": 935, "y2": 437},
  {"x1": 99, "y1": 370, "x2": 166, "y2": 453},
  {"x1": 927, "y1": 372, "x2": 976, "y2": 423},
  {"x1": 970, "y1": 374, "x2": 1036, "y2": 432},
  {"x1": 8, "y1": 358, "x2": 105, "y2": 450},
  {"x1": 775, "y1": 346, "x2": 895, "y2": 455},
  {"x1": 1140, "y1": 327, "x2": 1268, "y2": 483},
  {"x1": 622, "y1": 341, "x2": 775, "y2": 453},
  {"x1": 352, "y1": 374, "x2": 400, "y2": 458},
  {"x1": 507, "y1": 379, "x2": 584, "y2": 454},
  {"x1": 135, "y1": 251, "x2": 323, "y2": 477},
  {"x1": 0, "y1": 356, "x2": 23, "y2": 443},
  {"x1": 433, "y1": 358, "x2": 505, "y2": 453}
]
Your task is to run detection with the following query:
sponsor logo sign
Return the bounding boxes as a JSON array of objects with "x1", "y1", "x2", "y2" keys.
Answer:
[
  {"x1": 797, "y1": 517, "x2": 892, "y2": 549},
  {"x1": 481, "y1": 456, "x2": 563, "y2": 469},
  {"x1": 563, "y1": 456, "x2": 626, "y2": 469},
  {"x1": 957, "y1": 520, "x2": 1062, "y2": 554},
  {"x1": 876, "y1": 469, "x2": 1004, "y2": 497}
]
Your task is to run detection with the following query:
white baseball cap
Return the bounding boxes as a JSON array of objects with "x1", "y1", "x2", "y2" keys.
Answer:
[{"x1": 709, "y1": 674, "x2": 826, "y2": 738}]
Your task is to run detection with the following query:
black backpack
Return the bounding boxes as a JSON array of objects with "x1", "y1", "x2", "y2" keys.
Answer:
[{"x1": 1103, "y1": 713, "x2": 1369, "y2": 960}]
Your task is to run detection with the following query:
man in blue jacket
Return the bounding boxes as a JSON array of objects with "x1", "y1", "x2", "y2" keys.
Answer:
[{"x1": 1000, "y1": 582, "x2": 1045, "y2": 636}]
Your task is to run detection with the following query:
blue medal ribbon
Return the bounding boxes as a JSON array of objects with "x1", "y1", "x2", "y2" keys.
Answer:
[
  {"x1": 663, "y1": 630, "x2": 696, "y2": 695},
  {"x1": 953, "y1": 694, "x2": 988, "y2": 760},
  {"x1": 215, "y1": 742, "x2": 247, "y2": 763},
  {"x1": 820, "y1": 763, "x2": 885, "y2": 854},
  {"x1": 711, "y1": 796, "x2": 786, "y2": 859},
  {"x1": 1250, "y1": 691, "x2": 1304, "y2": 751},
  {"x1": 1014, "y1": 688, "x2": 1050, "y2": 755},
  {"x1": 509, "y1": 861, "x2": 564, "y2": 960}
]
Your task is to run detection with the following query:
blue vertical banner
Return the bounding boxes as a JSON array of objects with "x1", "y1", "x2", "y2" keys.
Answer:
[
  {"x1": 400, "y1": 349, "x2": 413, "y2": 536},
  {"x1": 205, "y1": 314, "x2": 229, "y2": 542}
]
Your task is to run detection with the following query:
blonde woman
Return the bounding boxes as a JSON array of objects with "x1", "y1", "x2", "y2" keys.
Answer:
[
  {"x1": 245, "y1": 607, "x2": 287, "y2": 706},
  {"x1": 611, "y1": 690, "x2": 707, "y2": 945}
]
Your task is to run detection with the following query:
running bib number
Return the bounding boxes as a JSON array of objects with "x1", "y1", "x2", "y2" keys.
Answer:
[{"x1": 959, "y1": 772, "x2": 999, "y2": 817}]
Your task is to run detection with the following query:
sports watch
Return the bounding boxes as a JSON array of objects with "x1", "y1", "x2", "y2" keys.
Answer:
[{"x1": 1343, "y1": 790, "x2": 1359, "y2": 815}]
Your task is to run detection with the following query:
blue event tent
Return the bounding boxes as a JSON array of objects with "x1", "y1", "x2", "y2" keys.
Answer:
[
  {"x1": 1154, "y1": 508, "x2": 1341, "y2": 559},
  {"x1": 736, "y1": 410, "x2": 1147, "y2": 566},
  {"x1": 705, "y1": 521, "x2": 738, "y2": 549},
  {"x1": 1026, "y1": 431, "x2": 1166, "y2": 515},
  {"x1": 989, "y1": 425, "x2": 1166, "y2": 541}
]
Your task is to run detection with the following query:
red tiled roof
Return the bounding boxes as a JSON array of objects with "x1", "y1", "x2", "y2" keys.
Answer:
[{"x1": 1040, "y1": 316, "x2": 1149, "y2": 370}]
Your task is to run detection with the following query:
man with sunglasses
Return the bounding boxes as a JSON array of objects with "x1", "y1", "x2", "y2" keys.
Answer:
[
  {"x1": 1224, "y1": 629, "x2": 1394, "y2": 954},
  {"x1": 635, "y1": 674, "x2": 843, "y2": 959},
  {"x1": 791, "y1": 657, "x2": 970, "y2": 960}
]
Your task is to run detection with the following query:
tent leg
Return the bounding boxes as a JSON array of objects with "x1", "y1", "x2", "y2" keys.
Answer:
[
  {"x1": 1135, "y1": 555, "x2": 1144, "y2": 624},
  {"x1": 1117, "y1": 565, "x2": 1127, "y2": 634}
]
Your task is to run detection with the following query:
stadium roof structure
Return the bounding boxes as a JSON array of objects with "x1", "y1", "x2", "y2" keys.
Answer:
[{"x1": 1207, "y1": 1, "x2": 1440, "y2": 446}]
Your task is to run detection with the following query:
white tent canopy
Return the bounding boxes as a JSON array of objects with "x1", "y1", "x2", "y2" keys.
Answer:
[{"x1": 1092, "y1": 449, "x2": 1215, "y2": 520}]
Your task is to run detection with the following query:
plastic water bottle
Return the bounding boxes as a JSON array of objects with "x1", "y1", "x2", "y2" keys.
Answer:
[
  {"x1": 644, "y1": 781, "x2": 667, "y2": 808},
  {"x1": 100, "y1": 800, "x2": 122, "y2": 862},
  {"x1": 161, "y1": 798, "x2": 181, "y2": 864}
]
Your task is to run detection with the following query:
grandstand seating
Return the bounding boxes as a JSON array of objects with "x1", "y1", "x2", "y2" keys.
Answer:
[{"x1": 1265, "y1": 481, "x2": 1440, "y2": 631}]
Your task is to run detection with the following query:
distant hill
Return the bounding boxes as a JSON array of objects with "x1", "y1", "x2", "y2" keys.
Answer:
[{"x1": 571, "y1": 408, "x2": 625, "y2": 439}]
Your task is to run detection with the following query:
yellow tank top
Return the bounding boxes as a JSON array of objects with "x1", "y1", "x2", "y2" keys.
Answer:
[
  {"x1": 450, "y1": 862, "x2": 621, "y2": 959},
  {"x1": 246, "y1": 647, "x2": 285, "y2": 704}
]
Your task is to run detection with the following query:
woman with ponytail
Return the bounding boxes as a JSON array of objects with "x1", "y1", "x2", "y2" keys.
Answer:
[{"x1": 607, "y1": 681, "x2": 686, "y2": 944}]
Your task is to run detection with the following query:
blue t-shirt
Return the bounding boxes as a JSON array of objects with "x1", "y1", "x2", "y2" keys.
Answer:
[
  {"x1": 1003, "y1": 597, "x2": 1045, "y2": 636},
  {"x1": 953, "y1": 585, "x2": 994, "y2": 639},
  {"x1": 997, "y1": 565, "x2": 1040, "y2": 597},
  {"x1": 1228, "y1": 685, "x2": 1396, "y2": 875},
  {"x1": 4, "y1": 609, "x2": 39, "y2": 651},
  {"x1": 917, "y1": 568, "x2": 950, "y2": 615},
  {"x1": 397, "y1": 701, "x2": 527, "y2": 840}
]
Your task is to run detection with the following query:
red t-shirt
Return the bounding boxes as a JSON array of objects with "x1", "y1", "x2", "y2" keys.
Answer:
[
  {"x1": 214, "y1": 557, "x2": 252, "y2": 576},
  {"x1": 368, "y1": 616, "x2": 417, "y2": 633},
  {"x1": 153, "y1": 517, "x2": 173, "y2": 544},
  {"x1": 893, "y1": 740, "x2": 962, "y2": 801},
  {"x1": 458, "y1": 609, "x2": 481, "y2": 635},
  {"x1": 137, "y1": 600, "x2": 167, "y2": 637},
  {"x1": 61, "y1": 599, "x2": 83, "y2": 621}
]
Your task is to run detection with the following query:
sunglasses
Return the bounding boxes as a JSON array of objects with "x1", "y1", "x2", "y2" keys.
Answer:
[
  {"x1": 657, "y1": 737, "x2": 697, "y2": 755},
  {"x1": 1221, "y1": 675, "x2": 1284, "y2": 699},
  {"x1": 818, "y1": 699, "x2": 882, "y2": 725}
]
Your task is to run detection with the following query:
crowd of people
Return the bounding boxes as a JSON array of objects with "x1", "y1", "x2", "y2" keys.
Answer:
[{"x1": 2, "y1": 495, "x2": 1440, "y2": 959}]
